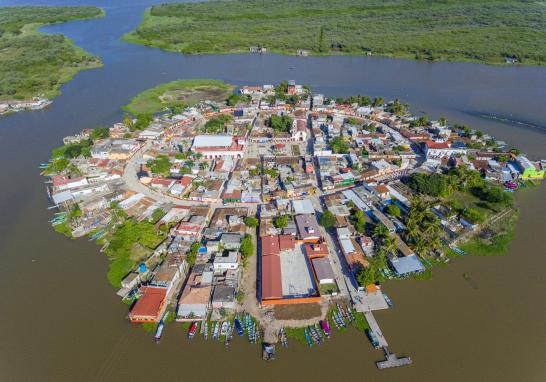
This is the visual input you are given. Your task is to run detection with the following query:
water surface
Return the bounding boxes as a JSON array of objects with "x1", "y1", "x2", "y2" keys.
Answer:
[{"x1": 0, "y1": 1, "x2": 545, "y2": 381}]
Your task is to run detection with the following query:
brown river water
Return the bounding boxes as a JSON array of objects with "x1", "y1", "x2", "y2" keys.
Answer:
[{"x1": 0, "y1": 1, "x2": 545, "y2": 381}]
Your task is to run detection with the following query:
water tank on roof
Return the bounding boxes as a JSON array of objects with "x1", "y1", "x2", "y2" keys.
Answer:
[{"x1": 139, "y1": 263, "x2": 147, "y2": 273}]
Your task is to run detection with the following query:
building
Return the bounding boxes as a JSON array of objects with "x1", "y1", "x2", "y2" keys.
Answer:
[
  {"x1": 211, "y1": 285, "x2": 236, "y2": 310},
  {"x1": 422, "y1": 141, "x2": 466, "y2": 158},
  {"x1": 213, "y1": 251, "x2": 239, "y2": 272},
  {"x1": 515, "y1": 155, "x2": 545, "y2": 179},
  {"x1": 177, "y1": 273, "x2": 212, "y2": 321},
  {"x1": 129, "y1": 286, "x2": 167, "y2": 323},
  {"x1": 311, "y1": 257, "x2": 336, "y2": 285},
  {"x1": 295, "y1": 214, "x2": 321, "y2": 243},
  {"x1": 191, "y1": 135, "x2": 245, "y2": 159},
  {"x1": 389, "y1": 254, "x2": 425, "y2": 276}
]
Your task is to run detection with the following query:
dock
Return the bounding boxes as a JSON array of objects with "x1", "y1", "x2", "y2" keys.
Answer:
[
  {"x1": 376, "y1": 347, "x2": 412, "y2": 369},
  {"x1": 364, "y1": 311, "x2": 388, "y2": 347},
  {"x1": 364, "y1": 311, "x2": 413, "y2": 370}
]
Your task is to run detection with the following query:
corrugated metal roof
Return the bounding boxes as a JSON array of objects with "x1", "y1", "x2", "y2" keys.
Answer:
[
  {"x1": 261, "y1": 255, "x2": 282, "y2": 300},
  {"x1": 193, "y1": 135, "x2": 232, "y2": 148}
]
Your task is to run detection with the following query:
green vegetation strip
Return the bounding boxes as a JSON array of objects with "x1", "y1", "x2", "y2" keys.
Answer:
[
  {"x1": 124, "y1": 0, "x2": 546, "y2": 65},
  {"x1": 460, "y1": 209, "x2": 519, "y2": 256},
  {"x1": 123, "y1": 79, "x2": 234, "y2": 115},
  {"x1": 0, "y1": 6, "x2": 104, "y2": 101}
]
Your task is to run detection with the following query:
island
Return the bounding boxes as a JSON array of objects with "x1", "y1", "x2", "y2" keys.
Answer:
[
  {"x1": 124, "y1": 0, "x2": 546, "y2": 66},
  {"x1": 42, "y1": 79, "x2": 545, "y2": 366},
  {"x1": 0, "y1": 6, "x2": 104, "y2": 116}
]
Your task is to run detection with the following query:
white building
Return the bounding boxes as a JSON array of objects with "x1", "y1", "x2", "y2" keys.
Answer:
[{"x1": 191, "y1": 135, "x2": 245, "y2": 159}]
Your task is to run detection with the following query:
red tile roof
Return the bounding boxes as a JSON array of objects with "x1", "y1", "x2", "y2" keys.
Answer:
[{"x1": 425, "y1": 141, "x2": 450, "y2": 149}]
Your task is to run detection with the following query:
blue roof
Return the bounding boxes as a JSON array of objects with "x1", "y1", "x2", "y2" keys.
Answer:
[
  {"x1": 390, "y1": 255, "x2": 425, "y2": 275},
  {"x1": 451, "y1": 141, "x2": 466, "y2": 149}
]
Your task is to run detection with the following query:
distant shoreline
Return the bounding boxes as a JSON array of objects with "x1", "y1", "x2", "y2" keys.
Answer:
[{"x1": 123, "y1": 2, "x2": 546, "y2": 66}]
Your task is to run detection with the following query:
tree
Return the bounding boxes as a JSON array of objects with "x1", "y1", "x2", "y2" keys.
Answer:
[
  {"x1": 186, "y1": 242, "x2": 200, "y2": 266},
  {"x1": 147, "y1": 155, "x2": 171, "y2": 176},
  {"x1": 267, "y1": 114, "x2": 293, "y2": 132},
  {"x1": 372, "y1": 97, "x2": 384, "y2": 107},
  {"x1": 123, "y1": 113, "x2": 133, "y2": 128},
  {"x1": 240, "y1": 234, "x2": 254, "y2": 259},
  {"x1": 90, "y1": 126, "x2": 109, "y2": 140},
  {"x1": 439, "y1": 117, "x2": 448, "y2": 126},
  {"x1": 150, "y1": 208, "x2": 165, "y2": 224},
  {"x1": 133, "y1": 113, "x2": 152, "y2": 131},
  {"x1": 273, "y1": 215, "x2": 289, "y2": 229},
  {"x1": 319, "y1": 211, "x2": 336, "y2": 229},
  {"x1": 386, "y1": 204, "x2": 401, "y2": 217},
  {"x1": 330, "y1": 136, "x2": 349, "y2": 154},
  {"x1": 373, "y1": 224, "x2": 388, "y2": 239},
  {"x1": 243, "y1": 216, "x2": 259, "y2": 228}
]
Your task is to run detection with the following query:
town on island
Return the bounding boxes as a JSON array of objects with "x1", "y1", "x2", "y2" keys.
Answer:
[{"x1": 42, "y1": 80, "x2": 544, "y2": 367}]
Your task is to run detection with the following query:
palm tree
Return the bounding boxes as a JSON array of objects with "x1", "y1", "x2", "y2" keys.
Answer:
[
  {"x1": 382, "y1": 234, "x2": 397, "y2": 255},
  {"x1": 373, "y1": 224, "x2": 388, "y2": 240}
]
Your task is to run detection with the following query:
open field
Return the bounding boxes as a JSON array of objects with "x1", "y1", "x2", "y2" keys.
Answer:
[
  {"x1": 123, "y1": 79, "x2": 234, "y2": 115},
  {"x1": 124, "y1": 0, "x2": 546, "y2": 65},
  {"x1": 0, "y1": 6, "x2": 104, "y2": 101},
  {"x1": 274, "y1": 303, "x2": 322, "y2": 320}
]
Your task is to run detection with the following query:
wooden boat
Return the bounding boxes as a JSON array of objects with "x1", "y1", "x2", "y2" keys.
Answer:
[
  {"x1": 279, "y1": 327, "x2": 288, "y2": 347},
  {"x1": 154, "y1": 320, "x2": 164, "y2": 343},
  {"x1": 212, "y1": 322, "x2": 220, "y2": 341},
  {"x1": 220, "y1": 321, "x2": 228, "y2": 338},
  {"x1": 366, "y1": 329, "x2": 380, "y2": 349},
  {"x1": 234, "y1": 316, "x2": 244, "y2": 336},
  {"x1": 224, "y1": 322, "x2": 233, "y2": 347},
  {"x1": 303, "y1": 328, "x2": 313, "y2": 347},
  {"x1": 320, "y1": 320, "x2": 331, "y2": 338},
  {"x1": 188, "y1": 322, "x2": 197, "y2": 340},
  {"x1": 262, "y1": 343, "x2": 276, "y2": 361},
  {"x1": 383, "y1": 293, "x2": 393, "y2": 307}
]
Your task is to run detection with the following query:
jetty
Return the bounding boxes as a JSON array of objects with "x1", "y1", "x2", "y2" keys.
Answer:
[
  {"x1": 376, "y1": 347, "x2": 412, "y2": 369},
  {"x1": 364, "y1": 310, "x2": 413, "y2": 370}
]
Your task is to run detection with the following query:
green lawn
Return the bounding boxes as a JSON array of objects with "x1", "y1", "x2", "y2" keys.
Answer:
[
  {"x1": 124, "y1": 0, "x2": 546, "y2": 65},
  {"x1": 0, "y1": 6, "x2": 104, "y2": 101},
  {"x1": 460, "y1": 209, "x2": 519, "y2": 256},
  {"x1": 123, "y1": 79, "x2": 234, "y2": 115}
]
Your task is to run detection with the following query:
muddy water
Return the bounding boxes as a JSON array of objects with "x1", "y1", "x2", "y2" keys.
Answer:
[{"x1": 0, "y1": 1, "x2": 545, "y2": 381}]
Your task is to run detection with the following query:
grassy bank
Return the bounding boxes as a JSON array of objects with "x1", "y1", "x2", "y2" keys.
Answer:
[
  {"x1": 0, "y1": 6, "x2": 104, "y2": 102},
  {"x1": 123, "y1": 79, "x2": 234, "y2": 115},
  {"x1": 124, "y1": 0, "x2": 546, "y2": 65},
  {"x1": 460, "y1": 209, "x2": 519, "y2": 256}
]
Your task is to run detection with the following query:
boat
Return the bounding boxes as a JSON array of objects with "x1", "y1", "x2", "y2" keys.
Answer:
[
  {"x1": 204, "y1": 321, "x2": 209, "y2": 340},
  {"x1": 224, "y1": 322, "x2": 233, "y2": 347},
  {"x1": 314, "y1": 323, "x2": 324, "y2": 340},
  {"x1": 303, "y1": 328, "x2": 313, "y2": 347},
  {"x1": 212, "y1": 322, "x2": 220, "y2": 341},
  {"x1": 154, "y1": 320, "x2": 164, "y2": 343},
  {"x1": 279, "y1": 327, "x2": 288, "y2": 347},
  {"x1": 383, "y1": 293, "x2": 393, "y2": 307},
  {"x1": 262, "y1": 343, "x2": 276, "y2": 361},
  {"x1": 366, "y1": 329, "x2": 380, "y2": 349},
  {"x1": 220, "y1": 321, "x2": 228, "y2": 338},
  {"x1": 308, "y1": 326, "x2": 320, "y2": 345},
  {"x1": 188, "y1": 322, "x2": 197, "y2": 340},
  {"x1": 347, "y1": 307, "x2": 356, "y2": 322},
  {"x1": 320, "y1": 320, "x2": 331, "y2": 338},
  {"x1": 234, "y1": 316, "x2": 244, "y2": 336}
]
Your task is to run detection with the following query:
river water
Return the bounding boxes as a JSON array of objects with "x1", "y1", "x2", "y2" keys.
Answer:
[{"x1": 0, "y1": 1, "x2": 545, "y2": 381}]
